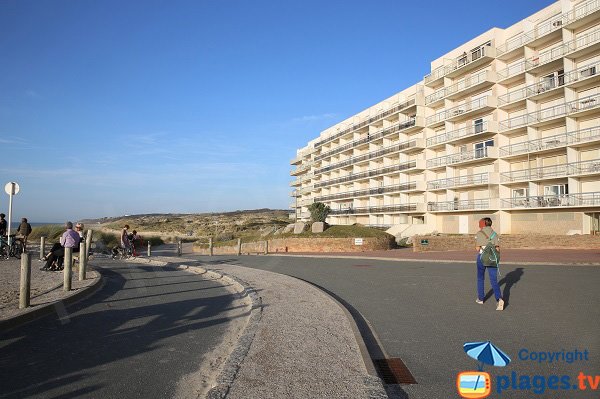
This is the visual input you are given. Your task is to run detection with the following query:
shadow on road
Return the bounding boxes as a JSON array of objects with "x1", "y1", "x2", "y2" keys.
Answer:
[{"x1": 484, "y1": 267, "x2": 524, "y2": 307}]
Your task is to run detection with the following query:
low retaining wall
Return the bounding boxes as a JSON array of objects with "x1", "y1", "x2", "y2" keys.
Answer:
[
  {"x1": 193, "y1": 236, "x2": 395, "y2": 255},
  {"x1": 413, "y1": 234, "x2": 600, "y2": 252}
]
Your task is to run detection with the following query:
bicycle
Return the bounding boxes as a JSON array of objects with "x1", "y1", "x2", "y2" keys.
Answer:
[{"x1": 0, "y1": 235, "x2": 24, "y2": 260}]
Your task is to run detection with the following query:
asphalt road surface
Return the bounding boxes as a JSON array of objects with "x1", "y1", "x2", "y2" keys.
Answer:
[
  {"x1": 0, "y1": 259, "x2": 248, "y2": 399},
  {"x1": 197, "y1": 255, "x2": 600, "y2": 399}
]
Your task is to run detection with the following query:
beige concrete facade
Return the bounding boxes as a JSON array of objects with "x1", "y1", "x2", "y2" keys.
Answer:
[{"x1": 290, "y1": 0, "x2": 600, "y2": 236}]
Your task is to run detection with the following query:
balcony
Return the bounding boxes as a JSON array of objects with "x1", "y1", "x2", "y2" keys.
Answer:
[
  {"x1": 424, "y1": 66, "x2": 446, "y2": 87},
  {"x1": 532, "y1": 94, "x2": 600, "y2": 126},
  {"x1": 497, "y1": 60, "x2": 533, "y2": 85},
  {"x1": 500, "y1": 158, "x2": 600, "y2": 183},
  {"x1": 314, "y1": 161, "x2": 419, "y2": 189},
  {"x1": 315, "y1": 182, "x2": 424, "y2": 202},
  {"x1": 445, "y1": 70, "x2": 496, "y2": 100},
  {"x1": 445, "y1": 96, "x2": 497, "y2": 122},
  {"x1": 426, "y1": 147, "x2": 498, "y2": 169},
  {"x1": 499, "y1": 133, "x2": 568, "y2": 158},
  {"x1": 444, "y1": 45, "x2": 496, "y2": 79},
  {"x1": 315, "y1": 118, "x2": 421, "y2": 162},
  {"x1": 496, "y1": 32, "x2": 534, "y2": 60},
  {"x1": 425, "y1": 87, "x2": 446, "y2": 106},
  {"x1": 567, "y1": 126, "x2": 600, "y2": 146},
  {"x1": 499, "y1": 114, "x2": 535, "y2": 134},
  {"x1": 427, "y1": 172, "x2": 498, "y2": 191},
  {"x1": 290, "y1": 162, "x2": 312, "y2": 176},
  {"x1": 329, "y1": 203, "x2": 423, "y2": 215},
  {"x1": 290, "y1": 155, "x2": 302, "y2": 165},
  {"x1": 567, "y1": 28, "x2": 600, "y2": 59},
  {"x1": 528, "y1": 14, "x2": 564, "y2": 47},
  {"x1": 564, "y1": 0, "x2": 600, "y2": 29},
  {"x1": 564, "y1": 63, "x2": 599, "y2": 89},
  {"x1": 426, "y1": 121, "x2": 497, "y2": 148},
  {"x1": 427, "y1": 198, "x2": 497, "y2": 212},
  {"x1": 314, "y1": 136, "x2": 423, "y2": 176},
  {"x1": 313, "y1": 97, "x2": 418, "y2": 148},
  {"x1": 528, "y1": 43, "x2": 570, "y2": 73},
  {"x1": 501, "y1": 192, "x2": 600, "y2": 209},
  {"x1": 426, "y1": 110, "x2": 446, "y2": 128}
]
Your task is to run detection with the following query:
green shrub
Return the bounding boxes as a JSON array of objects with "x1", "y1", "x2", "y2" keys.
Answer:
[
  {"x1": 29, "y1": 225, "x2": 64, "y2": 241},
  {"x1": 308, "y1": 202, "x2": 331, "y2": 222}
]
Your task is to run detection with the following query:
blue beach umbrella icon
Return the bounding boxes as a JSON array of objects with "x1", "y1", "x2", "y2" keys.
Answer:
[{"x1": 463, "y1": 341, "x2": 511, "y2": 371}]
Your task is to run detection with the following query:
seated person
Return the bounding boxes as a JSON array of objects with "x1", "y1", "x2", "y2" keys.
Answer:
[{"x1": 41, "y1": 222, "x2": 81, "y2": 271}]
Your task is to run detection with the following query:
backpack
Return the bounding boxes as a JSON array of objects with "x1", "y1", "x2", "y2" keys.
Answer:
[{"x1": 480, "y1": 230, "x2": 500, "y2": 268}]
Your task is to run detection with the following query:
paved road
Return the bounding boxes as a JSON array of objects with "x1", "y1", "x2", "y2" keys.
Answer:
[
  {"x1": 0, "y1": 259, "x2": 248, "y2": 399},
  {"x1": 196, "y1": 255, "x2": 600, "y2": 399}
]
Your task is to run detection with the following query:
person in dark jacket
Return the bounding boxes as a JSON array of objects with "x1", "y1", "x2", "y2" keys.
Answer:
[{"x1": 16, "y1": 217, "x2": 32, "y2": 249}]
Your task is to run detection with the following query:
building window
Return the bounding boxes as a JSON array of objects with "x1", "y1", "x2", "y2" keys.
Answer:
[
  {"x1": 474, "y1": 118, "x2": 484, "y2": 133},
  {"x1": 544, "y1": 184, "x2": 567, "y2": 196},
  {"x1": 513, "y1": 188, "x2": 529, "y2": 198},
  {"x1": 474, "y1": 140, "x2": 494, "y2": 157}
]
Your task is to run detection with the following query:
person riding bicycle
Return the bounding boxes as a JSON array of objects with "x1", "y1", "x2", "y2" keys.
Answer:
[{"x1": 16, "y1": 217, "x2": 32, "y2": 249}]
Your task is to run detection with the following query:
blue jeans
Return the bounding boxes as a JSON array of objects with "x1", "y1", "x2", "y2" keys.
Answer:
[{"x1": 477, "y1": 254, "x2": 502, "y2": 301}]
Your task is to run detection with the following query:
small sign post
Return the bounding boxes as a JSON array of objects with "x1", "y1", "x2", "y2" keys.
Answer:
[
  {"x1": 354, "y1": 238, "x2": 364, "y2": 246},
  {"x1": 4, "y1": 182, "x2": 20, "y2": 246}
]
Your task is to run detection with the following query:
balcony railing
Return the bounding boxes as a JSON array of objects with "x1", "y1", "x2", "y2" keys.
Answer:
[
  {"x1": 444, "y1": 45, "x2": 495, "y2": 76},
  {"x1": 445, "y1": 96, "x2": 492, "y2": 120},
  {"x1": 314, "y1": 161, "x2": 418, "y2": 189},
  {"x1": 497, "y1": 60, "x2": 534, "y2": 81},
  {"x1": 426, "y1": 121, "x2": 492, "y2": 147},
  {"x1": 501, "y1": 192, "x2": 600, "y2": 209},
  {"x1": 424, "y1": 66, "x2": 446, "y2": 85},
  {"x1": 500, "y1": 158, "x2": 600, "y2": 182},
  {"x1": 563, "y1": 0, "x2": 600, "y2": 25},
  {"x1": 532, "y1": 13, "x2": 564, "y2": 40},
  {"x1": 426, "y1": 110, "x2": 446, "y2": 126},
  {"x1": 564, "y1": 63, "x2": 599, "y2": 85},
  {"x1": 499, "y1": 74, "x2": 565, "y2": 106},
  {"x1": 499, "y1": 114, "x2": 535, "y2": 132},
  {"x1": 499, "y1": 133, "x2": 568, "y2": 157},
  {"x1": 529, "y1": 42, "x2": 571, "y2": 70},
  {"x1": 330, "y1": 203, "x2": 419, "y2": 215},
  {"x1": 567, "y1": 126, "x2": 600, "y2": 145},
  {"x1": 425, "y1": 88, "x2": 446, "y2": 105},
  {"x1": 427, "y1": 173, "x2": 490, "y2": 191},
  {"x1": 497, "y1": 32, "x2": 534, "y2": 56},
  {"x1": 444, "y1": 70, "x2": 493, "y2": 98},
  {"x1": 569, "y1": 28, "x2": 600, "y2": 54},
  {"x1": 315, "y1": 118, "x2": 418, "y2": 161},
  {"x1": 426, "y1": 147, "x2": 496, "y2": 169},
  {"x1": 427, "y1": 198, "x2": 493, "y2": 212},
  {"x1": 536, "y1": 93, "x2": 600, "y2": 123},
  {"x1": 316, "y1": 182, "x2": 418, "y2": 202},
  {"x1": 314, "y1": 97, "x2": 417, "y2": 148},
  {"x1": 315, "y1": 136, "x2": 420, "y2": 175}
]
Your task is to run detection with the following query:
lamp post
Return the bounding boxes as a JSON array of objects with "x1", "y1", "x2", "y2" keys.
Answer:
[{"x1": 4, "y1": 182, "x2": 20, "y2": 246}]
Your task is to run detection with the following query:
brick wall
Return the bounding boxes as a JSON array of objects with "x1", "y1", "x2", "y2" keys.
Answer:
[
  {"x1": 413, "y1": 234, "x2": 600, "y2": 252},
  {"x1": 193, "y1": 236, "x2": 395, "y2": 255}
]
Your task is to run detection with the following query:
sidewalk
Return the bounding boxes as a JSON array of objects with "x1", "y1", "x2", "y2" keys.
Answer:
[{"x1": 273, "y1": 247, "x2": 600, "y2": 265}]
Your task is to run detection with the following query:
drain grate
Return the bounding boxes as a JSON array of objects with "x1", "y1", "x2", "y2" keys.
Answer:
[{"x1": 373, "y1": 358, "x2": 417, "y2": 385}]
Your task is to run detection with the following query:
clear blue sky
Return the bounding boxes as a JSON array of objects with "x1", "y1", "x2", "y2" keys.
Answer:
[{"x1": 0, "y1": 0, "x2": 553, "y2": 222}]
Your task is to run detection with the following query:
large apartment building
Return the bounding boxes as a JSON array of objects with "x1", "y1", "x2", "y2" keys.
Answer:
[{"x1": 290, "y1": 0, "x2": 600, "y2": 236}]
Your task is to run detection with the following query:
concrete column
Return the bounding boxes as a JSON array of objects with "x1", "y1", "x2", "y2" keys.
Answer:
[
  {"x1": 40, "y1": 236, "x2": 46, "y2": 260},
  {"x1": 64, "y1": 247, "x2": 73, "y2": 292},
  {"x1": 209, "y1": 237, "x2": 213, "y2": 256},
  {"x1": 85, "y1": 230, "x2": 93, "y2": 258},
  {"x1": 19, "y1": 252, "x2": 31, "y2": 309},
  {"x1": 237, "y1": 238, "x2": 242, "y2": 256},
  {"x1": 79, "y1": 242, "x2": 87, "y2": 281}
]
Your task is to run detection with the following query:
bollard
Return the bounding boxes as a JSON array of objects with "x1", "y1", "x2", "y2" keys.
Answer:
[
  {"x1": 40, "y1": 236, "x2": 46, "y2": 260},
  {"x1": 237, "y1": 238, "x2": 242, "y2": 256},
  {"x1": 19, "y1": 252, "x2": 31, "y2": 309},
  {"x1": 264, "y1": 240, "x2": 268, "y2": 255},
  {"x1": 209, "y1": 237, "x2": 213, "y2": 256},
  {"x1": 147, "y1": 241, "x2": 151, "y2": 257},
  {"x1": 177, "y1": 239, "x2": 182, "y2": 256},
  {"x1": 64, "y1": 247, "x2": 73, "y2": 292},
  {"x1": 85, "y1": 229, "x2": 93, "y2": 258},
  {"x1": 79, "y1": 242, "x2": 87, "y2": 281}
]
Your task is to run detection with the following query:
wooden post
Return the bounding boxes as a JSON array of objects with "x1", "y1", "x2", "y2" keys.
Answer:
[
  {"x1": 177, "y1": 239, "x2": 182, "y2": 256},
  {"x1": 264, "y1": 240, "x2": 268, "y2": 255},
  {"x1": 85, "y1": 229, "x2": 93, "y2": 258},
  {"x1": 209, "y1": 237, "x2": 213, "y2": 256},
  {"x1": 64, "y1": 247, "x2": 73, "y2": 292},
  {"x1": 19, "y1": 252, "x2": 31, "y2": 309},
  {"x1": 237, "y1": 238, "x2": 242, "y2": 256},
  {"x1": 40, "y1": 236, "x2": 46, "y2": 260},
  {"x1": 79, "y1": 242, "x2": 87, "y2": 281},
  {"x1": 147, "y1": 241, "x2": 151, "y2": 257}
]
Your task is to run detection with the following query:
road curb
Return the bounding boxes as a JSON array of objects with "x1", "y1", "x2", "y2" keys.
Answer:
[
  {"x1": 177, "y1": 265, "x2": 263, "y2": 399},
  {"x1": 267, "y1": 253, "x2": 600, "y2": 266},
  {"x1": 0, "y1": 269, "x2": 103, "y2": 332}
]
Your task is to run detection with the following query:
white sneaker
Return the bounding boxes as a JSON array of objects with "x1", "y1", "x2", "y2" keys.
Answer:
[
  {"x1": 476, "y1": 299, "x2": 484, "y2": 305},
  {"x1": 496, "y1": 298, "x2": 504, "y2": 311}
]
